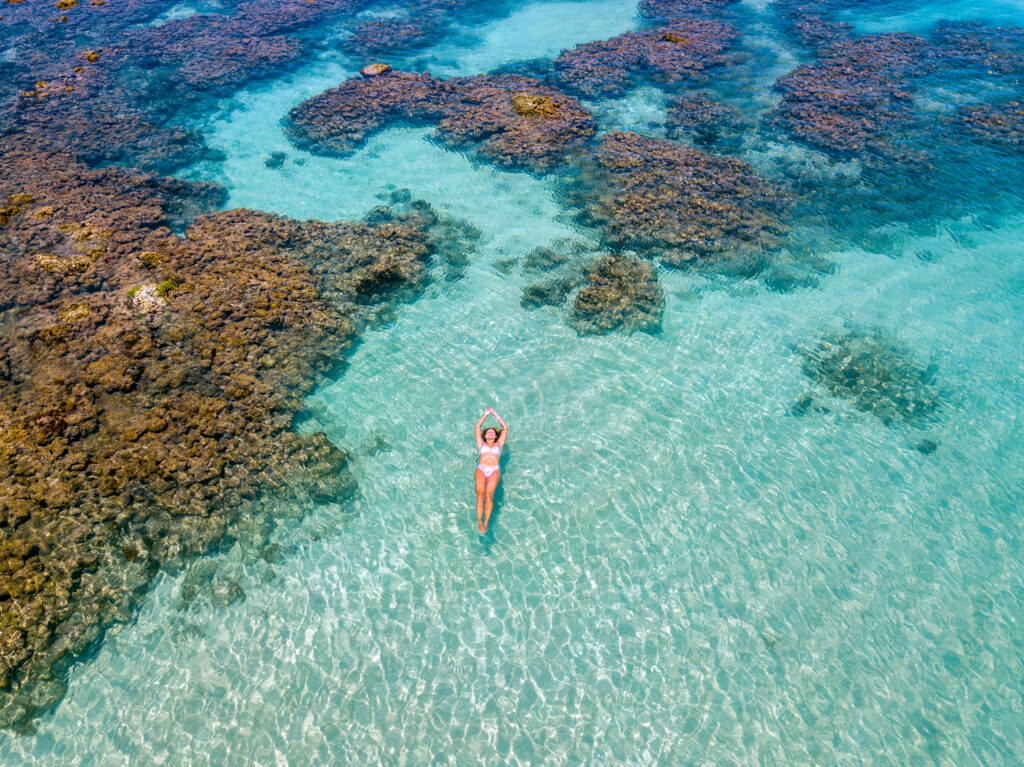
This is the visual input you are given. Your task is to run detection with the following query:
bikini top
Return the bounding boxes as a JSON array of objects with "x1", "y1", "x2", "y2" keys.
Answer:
[{"x1": 478, "y1": 444, "x2": 502, "y2": 456}]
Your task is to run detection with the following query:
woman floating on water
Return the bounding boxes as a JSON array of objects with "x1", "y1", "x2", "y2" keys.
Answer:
[{"x1": 474, "y1": 407, "x2": 508, "y2": 533}]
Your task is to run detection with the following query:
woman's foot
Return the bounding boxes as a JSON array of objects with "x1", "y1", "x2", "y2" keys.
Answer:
[{"x1": 478, "y1": 519, "x2": 486, "y2": 533}]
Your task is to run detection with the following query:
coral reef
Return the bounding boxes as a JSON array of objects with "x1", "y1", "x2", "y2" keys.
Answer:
[
  {"x1": 553, "y1": 20, "x2": 736, "y2": 99},
  {"x1": 0, "y1": 138, "x2": 452, "y2": 729},
  {"x1": 0, "y1": 193, "x2": 35, "y2": 227},
  {"x1": 797, "y1": 328, "x2": 940, "y2": 427},
  {"x1": 772, "y1": 33, "x2": 933, "y2": 160},
  {"x1": 521, "y1": 275, "x2": 582, "y2": 310},
  {"x1": 956, "y1": 101, "x2": 1024, "y2": 149},
  {"x1": 0, "y1": 0, "x2": 372, "y2": 173},
  {"x1": 285, "y1": 71, "x2": 595, "y2": 172},
  {"x1": 342, "y1": 16, "x2": 448, "y2": 58},
  {"x1": 665, "y1": 92, "x2": 746, "y2": 148},
  {"x1": 639, "y1": 0, "x2": 738, "y2": 23},
  {"x1": 569, "y1": 254, "x2": 664, "y2": 335},
  {"x1": 771, "y1": 10, "x2": 1024, "y2": 165},
  {"x1": 575, "y1": 132, "x2": 787, "y2": 266},
  {"x1": 931, "y1": 21, "x2": 1024, "y2": 76},
  {"x1": 772, "y1": 0, "x2": 853, "y2": 49}
]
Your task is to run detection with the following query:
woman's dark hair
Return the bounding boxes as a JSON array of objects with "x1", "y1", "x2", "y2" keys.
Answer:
[{"x1": 481, "y1": 426, "x2": 501, "y2": 440}]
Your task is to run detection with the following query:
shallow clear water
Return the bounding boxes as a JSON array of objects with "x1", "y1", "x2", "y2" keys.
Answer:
[
  {"x1": 4, "y1": 1, "x2": 1024, "y2": 765},
  {"x1": 839, "y1": 0, "x2": 1024, "y2": 33}
]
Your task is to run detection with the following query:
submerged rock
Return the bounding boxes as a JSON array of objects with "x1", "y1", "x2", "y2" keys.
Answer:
[
  {"x1": 797, "y1": 328, "x2": 941, "y2": 426},
  {"x1": 569, "y1": 254, "x2": 664, "y2": 335},
  {"x1": 0, "y1": 136, "x2": 454, "y2": 729},
  {"x1": 360, "y1": 62, "x2": 392, "y2": 77},
  {"x1": 576, "y1": 132, "x2": 788, "y2": 266},
  {"x1": 285, "y1": 71, "x2": 595, "y2": 173},
  {"x1": 554, "y1": 19, "x2": 736, "y2": 99},
  {"x1": 665, "y1": 92, "x2": 746, "y2": 148},
  {"x1": 521, "y1": 274, "x2": 582, "y2": 310},
  {"x1": 263, "y1": 151, "x2": 287, "y2": 169},
  {"x1": 210, "y1": 578, "x2": 246, "y2": 607}
]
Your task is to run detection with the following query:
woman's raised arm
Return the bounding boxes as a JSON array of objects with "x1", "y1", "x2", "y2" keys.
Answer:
[
  {"x1": 474, "y1": 411, "x2": 488, "y2": 448},
  {"x1": 491, "y1": 410, "x2": 509, "y2": 447}
]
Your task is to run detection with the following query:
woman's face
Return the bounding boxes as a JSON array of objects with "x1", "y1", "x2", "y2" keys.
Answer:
[{"x1": 483, "y1": 428, "x2": 498, "y2": 443}]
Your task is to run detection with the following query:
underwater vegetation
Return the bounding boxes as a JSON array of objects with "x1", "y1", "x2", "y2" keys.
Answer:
[
  {"x1": 797, "y1": 327, "x2": 941, "y2": 428},
  {"x1": 285, "y1": 70, "x2": 596, "y2": 172}
]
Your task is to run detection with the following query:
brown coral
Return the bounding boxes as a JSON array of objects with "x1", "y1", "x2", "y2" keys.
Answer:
[
  {"x1": 665, "y1": 92, "x2": 745, "y2": 148},
  {"x1": 578, "y1": 132, "x2": 787, "y2": 266},
  {"x1": 286, "y1": 72, "x2": 596, "y2": 173},
  {"x1": 511, "y1": 93, "x2": 560, "y2": 119},
  {"x1": 569, "y1": 254, "x2": 664, "y2": 335},
  {"x1": 772, "y1": 33, "x2": 934, "y2": 159},
  {"x1": 553, "y1": 19, "x2": 736, "y2": 99},
  {"x1": 956, "y1": 101, "x2": 1024, "y2": 149},
  {"x1": 0, "y1": 138, "x2": 454, "y2": 729},
  {"x1": 639, "y1": 0, "x2": 738, "y2": 22}
]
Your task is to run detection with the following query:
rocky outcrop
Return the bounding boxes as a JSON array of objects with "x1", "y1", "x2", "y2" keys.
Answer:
[
  {"x1": 576, "y1": 132, "x2": 787, "y2": 266},
  {"x1": 553, "y1": 19, "x2": 736, "y2": 99},
  {"x1": 797, "y1": 328, "x2": 940, "y2": 427},
  {"x1": 0, "y1": 138, "x2": 451, "y2": 730},
  {"x1": 569, "y1": 254, "x2": 664, "y2": 335},
  {"x1": 285, "y1": 71, "x2": 596, "y2": 173}
]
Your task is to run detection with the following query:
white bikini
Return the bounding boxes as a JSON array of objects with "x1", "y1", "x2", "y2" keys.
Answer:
[{"x1": 477, "y1": 443, "x2": 501, "y2": 478}]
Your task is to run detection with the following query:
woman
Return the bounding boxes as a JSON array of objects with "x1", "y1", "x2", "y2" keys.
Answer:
[{"x1": 474, "y1": 407, "x2": 508, "y2": 534}]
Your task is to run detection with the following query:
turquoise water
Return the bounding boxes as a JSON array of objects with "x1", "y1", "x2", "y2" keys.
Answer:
[
  {"x1": 839, "y1": 0, "x2": 1024, "y2": 33},
  {"x1": 4, "y1": 1, "x2": 1024, "y2": 764}
]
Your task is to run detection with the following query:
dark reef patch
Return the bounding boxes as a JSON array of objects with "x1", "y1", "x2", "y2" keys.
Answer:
[
  {"x1": 797, "y1": 327, "x2": 940, "y2": 428},
  {"x1": 956, "y1": 100, "x2": 1024, "y2": 149},
  {"x1": 0, "y1": 136, "x2": 454, "y2": 729},
  {"x1": 285, "y1": 70, "x2": 596, "y2": 173},
  {"x1": 570, "y1": 131, "x2": 788, "y2": 267},
  {"x1": 772, "y1": 32, "x2": 934, "y2": 161},
  {"x1": 341, "y1": 16, "x2": 448, "y2": 58},
  {"x1": 521, "y1": 274, "x2": 583, "y2": 310},
  {"x1": 339, "y1": 0, "x2": 515, "y2": 59},
  {"x1": 0, "y1": 0, "x2": 375, "y2": 174},
  {"x1": 665, "y1": 92, "x2": 746, "y2": 149},
  {"x1": 553, "y1": 19, "x2": 736, "y2": 99},
  {"x1": 639, "y1": 0, "x2": 740, "y2": 23},
  {"x1": 771, "y1": 8, "x2": 1024, "y2": 166},
  {"x1": 569, "y1": 254, "x2": 664, "y2": 335}
]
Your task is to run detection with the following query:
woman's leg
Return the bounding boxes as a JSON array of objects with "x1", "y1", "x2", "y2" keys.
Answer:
[
  {"x1": 475, "y1": 468, "x2": 486, "y2": 533},
  {"x1": 482, "y1": 470, "x2": 500, "y2": 532}
]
